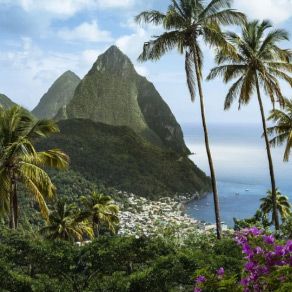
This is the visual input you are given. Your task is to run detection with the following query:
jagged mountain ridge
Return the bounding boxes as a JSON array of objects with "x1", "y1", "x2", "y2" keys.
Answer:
[
  {"x1": 63, "y1": 46, "x2": 189, "y2": 154},
  {"x1": 32, "y1": 70, "x2": 81, "y2": 119}
]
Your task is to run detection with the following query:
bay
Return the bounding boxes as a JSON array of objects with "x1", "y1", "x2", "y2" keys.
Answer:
[{"x1": 183, "y1": 123, "x2": 292, "y2": 226}]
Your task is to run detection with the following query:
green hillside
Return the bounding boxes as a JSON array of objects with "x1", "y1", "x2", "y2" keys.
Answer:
[
  {"x1": 0, "y1": 94, "x2": 16, "y2": 108},
  {"x1": 36, "y1": 119, "x2": 210, "y2": 198}
]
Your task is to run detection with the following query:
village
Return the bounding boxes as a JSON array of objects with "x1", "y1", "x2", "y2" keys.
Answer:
[{"x1": 116, "y1": 192, "x2": 228, "y2": 238}]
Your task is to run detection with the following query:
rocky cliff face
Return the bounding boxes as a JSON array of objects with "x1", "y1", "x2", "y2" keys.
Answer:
[
  {"x1": 32, "y1": 71, "x2": 80, "y2": 119},
  {"x1": 65, "y1": 46, "x2": 189, "y2": 154},
  {"x1": 0, "y1": 94, "x2": 16, "y2": 108}
]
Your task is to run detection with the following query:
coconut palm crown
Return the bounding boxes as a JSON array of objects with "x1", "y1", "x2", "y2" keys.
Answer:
[
  {"x1": 136, "y1": 0, "x2": 245, "y2": 239},
  {"x1": 260, "y1": 189, "x2": 291, "y2": 224},
  {"x1": 41, "y1": 200, "x2": 93, "y2": 242},
  {"x1": 136, "y1": 0, "x2": 246, "y2": 97},
  {"x1": 79, "y1": 192, "x2": 119, "y2": 237},
  {"x1": 207, "y1": 20, "x2": 292, "y2": 231},
  {"x1": 0, "y1": 106, "x2": 69, "y2": 228},
  {"x1": 268, "y1": 98, "x2": 292, "y2": 161},
  {"x1": 207, "y1": 20, "x2": 292, "y2": 109}
]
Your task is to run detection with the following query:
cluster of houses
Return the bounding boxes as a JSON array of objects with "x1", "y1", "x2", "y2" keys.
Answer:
[{"x1": 116, "y1": 193, "x2": 227, "y2": 238}]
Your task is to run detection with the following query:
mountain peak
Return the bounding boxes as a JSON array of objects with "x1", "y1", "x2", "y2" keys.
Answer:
[
  {"x1": 32, "y1": 71, "x2": 81, "y2": 119},
  {"x1": 66, "y1": 45, "x2": 190, "y2": 154},
  {"x1": 62, "y1": 70, "x2": 78, "y2": 76},
  {"x1": 105, "y1": 45, "x2": 123, "y2": 54},
  {"x1": 93, "y1": 45, "x2": 134, "y2": 74}
]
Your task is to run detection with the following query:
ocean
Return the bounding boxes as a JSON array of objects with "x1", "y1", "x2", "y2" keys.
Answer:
[{"x1": 183, "y1": 123, "x2": 292, "y2": 226}]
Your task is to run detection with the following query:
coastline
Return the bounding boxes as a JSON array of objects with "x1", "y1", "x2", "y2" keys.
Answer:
[{"x1": 115, "y1": 190, "x2": 225, "y2": 239}]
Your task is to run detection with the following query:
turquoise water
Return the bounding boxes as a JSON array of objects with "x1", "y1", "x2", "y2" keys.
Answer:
[{"x1": 183, "y1": 123, "x2": 292, "y2": 226}]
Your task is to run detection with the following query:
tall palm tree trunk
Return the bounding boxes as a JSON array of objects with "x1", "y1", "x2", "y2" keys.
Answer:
[
  {"x1": 9, "y1": 169, "x2": 16, "y2": 229},
  {"x1": 9, "y1": 191, "x2": 15, "y2": 229},
  {"x1": 12, "y1": 182, "x2": 18, "y2": 228},
  {"x1": 93, "y1": 218, "x2": 100, "y2": 237},
  {"x1": 192, "y1": 45, "x2": 222, "y2": 239},
  {"x1": 255, "y1": 76, "x2": 280, "y2": 230}
]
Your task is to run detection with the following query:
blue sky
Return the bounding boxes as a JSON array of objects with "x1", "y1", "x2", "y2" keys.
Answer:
[{"x1": 0, "y1": 0, "x2": 292, "y2": 125}]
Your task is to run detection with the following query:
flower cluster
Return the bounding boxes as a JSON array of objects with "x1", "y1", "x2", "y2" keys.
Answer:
[
  {"x1": 194, "y1": 227, "x2": 292, "y2": 291},
  {"x1": 235, "y1": 227, "x2": 292, "y2": 291},
  {"x1": 194, "y1": 268, "x2": 224, "y2": 292}
]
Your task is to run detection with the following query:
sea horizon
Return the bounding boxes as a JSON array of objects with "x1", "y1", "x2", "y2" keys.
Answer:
[{"x1": 182, "y1": 123, "x2": 292, "y2": 226}]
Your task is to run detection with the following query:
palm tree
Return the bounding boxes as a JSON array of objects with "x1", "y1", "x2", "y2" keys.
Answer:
[
  {"x1": 260, "y1": 189, "x2": 291, "y2": 224},
  {"x1": 135, "y1": 0, "x2": 245, "y2": 239},
  {"x1": 267, "y1": 98, "x2": 292, "y2": 161},
  {"x1": 41, "y1": 200, "x2": 93, "y2": 242},
  {"x1": 0, "y1": 106, "x2": 69, "y2": 228},
  {"x1": 207, "y1": 20, "x2": 292, "y2": 230},
  {"x1": 80, "y1": 192, "x2": 119, "y2": 237}
]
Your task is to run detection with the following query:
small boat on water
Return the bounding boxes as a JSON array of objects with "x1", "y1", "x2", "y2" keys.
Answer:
[
  {"x1": 235, "y1": 192, "x2": 240, "y2": 196},
  {"x1": 245, "y1": 189, "x2": 249, "y2": 192}
]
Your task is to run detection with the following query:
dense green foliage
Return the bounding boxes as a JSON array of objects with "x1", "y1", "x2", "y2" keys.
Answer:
[
  {"x1": 36, "y1": 119, "x2": 210, "y2": 198},
  {"x1": 0, "y1": 228, "x2": 242, "y2": 292},
  {"x1": 0, "y1": 106, "x2": 69, "y2": 228},
  {"x1": 1, "y1": 0, "x2": 292, "y2": 291},
  {"x1": 32, "y1": 71, "x2": 80, "y2": 119},
  {"x1": 40, "y1": 199, "x2": 94, "y2": 242}
]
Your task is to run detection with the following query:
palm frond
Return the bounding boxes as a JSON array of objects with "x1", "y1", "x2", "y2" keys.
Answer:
[
  {"x1": 135, "y1": 10, "x2": 166, "y2": 25},
  {"x1": 20, "y1": 175, "x2": 50, "y2": 221},
  {"x1": 224, "y1": 76, "x2": 244, "y2": 110},
  {"x1": 204, "y1": 9, "x2": 246, "y2": 26},
  {"x1": 199, "y1": 0, "x2": 232, "y2": 19},
  {"x1": 138, "y1": 31, "x2": 183, "y2": 62},
  {"x1": 33, "y1": 149, "x2": 69, "y2": 170},
  {"x1": 26, "y1": 119, "x2": 60, "y2": 139},
  {"x1": 259, "y1": 29, "x2": 289, "y2": 56},
  {"x1": 19, "y1": 161, "x2": 56, "y2": 199},
  {"x1": 185, "y1": 50, "x2": 197, "y2": 101}
]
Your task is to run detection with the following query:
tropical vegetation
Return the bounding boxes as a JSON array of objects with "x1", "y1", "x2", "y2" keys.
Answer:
[
  {"x1": 195, "y1": 227, "x2": 292, "y2": 291},
  {"x1": 36, "y1": 119, "x2": 211, "y2": 198},
  {"x1": 260, "y1": 189, "x2": 291, "y2": 224},
  {"x1": 0, "y1": 106, "x2": 69, "y2": 229},
  {"x1": 40, "y1": 199, "x2": 93, "y2": 242},
  {"x1": 136, "y1": 0, "x2": 246, "y2": 239},
  {"x1": 208, "y1": 20, "x2": 292, "y2": 231},
  {"x1": 268, "y1": 98, "x2": 292, "y2": 161},
  {"x1": 1, "y1": 0, "x2": 292, "y2": 291},
  {"x1": 79, "y1": 192, "x2": 119, "y2": 237}
]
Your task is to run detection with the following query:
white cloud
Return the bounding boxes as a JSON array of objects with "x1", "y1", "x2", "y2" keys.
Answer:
[
  {"x1": 97, "y1": 0, "x2": 135, "y2": 9},
  {"x1": 82, "y1": 49, "x2": 102, "y2": 64},
  {"x1": 0, "y1": 38, "x2": 104, "y2": 109},
  {"x1": 115, "y1": 19, "x2": 162, "y2": 59},
  {"x1": 58, "y1": 21, "x2": 113, "y2": 42},
  {"x1": 115, "y1": 27, "x2": 152, "y2": 79},
  {"x1": 134, "y1": 65, "x2": 149, "y2": 77},
  {"x1": 14, "y1": 0, "x2": 135, "y2": 17},
  {"x1": 116, "y1": 28, "x2": 147, "y2": 59},
  {"x1": 19, "y1": 0, "x2": 93, "y2": 17},
  {"x1": 235, "y1": 0, "x2": 292, "y2": 23}
]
